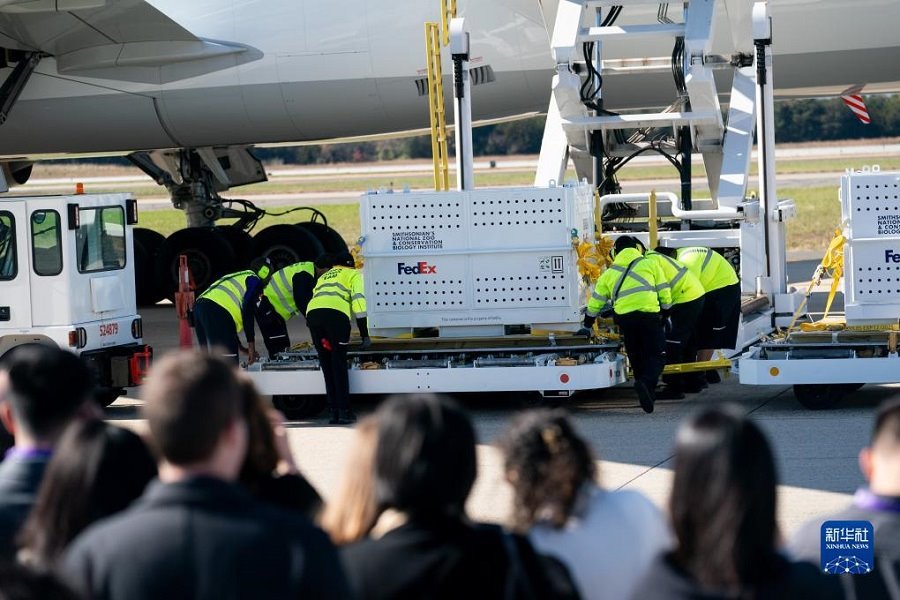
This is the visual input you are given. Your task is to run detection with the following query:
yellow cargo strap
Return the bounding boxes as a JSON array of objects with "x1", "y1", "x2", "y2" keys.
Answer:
[{"x1": 783, "y1": 228, "x2": 845, "y2": 333}]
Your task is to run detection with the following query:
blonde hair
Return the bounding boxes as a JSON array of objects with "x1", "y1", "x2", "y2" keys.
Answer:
[{"x1": 320, "y1": 416, "x2": 380, "y2": 545}]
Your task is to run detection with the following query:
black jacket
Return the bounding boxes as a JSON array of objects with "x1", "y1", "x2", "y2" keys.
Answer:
[
  {"x1": 63, "y1": 476, "x2": 352, "y2": 600},
  {"x1": 630, "y1": 552, "x2": 843, "y2": 600},
  {"x1": 0, "y1": 453, "x2": 50, "y2": 561},
  {"x1": 342, "y1": 516, "x2": 579, "y2": 600}
]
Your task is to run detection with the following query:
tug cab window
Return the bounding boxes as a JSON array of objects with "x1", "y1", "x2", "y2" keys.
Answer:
[
  {"x1": 77, "y1": 207, "x2": 126, "y2": 273},
  {"x1": 0, "y1": 212, "x2": 15, "y2": 280},
  {"x1": 31, "y1": 210, "x2": 62, "y2": 276}
]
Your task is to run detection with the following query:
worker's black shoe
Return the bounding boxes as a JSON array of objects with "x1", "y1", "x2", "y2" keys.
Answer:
[
  {"x1": 328, "y1": 410, "x2": 340, "y2": 425},
  {"x1": 706, "y1": 370, "x2": 722, "y2": 384},
  {"x1": 634, "y1": 380, "x2": 655, "y2": 414},
  {"x1": 337, "y1": 411, "x2": 357, "y2": 425},
  {"x1": 682, "y1": 381, "x2": 707, "y2": 394},
  {"x1": 655, "y1": 386, "x2": 685, "y2": 401}
]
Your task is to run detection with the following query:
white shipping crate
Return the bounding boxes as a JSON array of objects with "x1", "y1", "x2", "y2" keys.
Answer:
[
  {"x1": 840, "y1": 168, "x2": 900, "y2": 324},
  {"x1": 360, "y1": 184, "x2": 595, "y2": 336}
]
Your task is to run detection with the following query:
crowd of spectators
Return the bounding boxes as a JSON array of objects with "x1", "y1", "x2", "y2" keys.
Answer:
[{"x1": 0, "y1": 345, "x2": 896, "y2": 599}]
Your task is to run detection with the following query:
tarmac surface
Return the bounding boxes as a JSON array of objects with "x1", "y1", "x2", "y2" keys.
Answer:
[{"x1": 116, "y1": 257, "x2": 900, "y2": 538}]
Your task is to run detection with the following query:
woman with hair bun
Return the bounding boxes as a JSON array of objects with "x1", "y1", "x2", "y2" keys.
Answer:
[{"x1": 500, "y1": 409, "x2": 670, "y2": 600}]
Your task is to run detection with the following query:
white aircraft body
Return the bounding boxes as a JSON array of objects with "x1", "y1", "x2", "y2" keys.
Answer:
[{"x1": 0, "y1": 0, "x2": 897, "y2": 158}]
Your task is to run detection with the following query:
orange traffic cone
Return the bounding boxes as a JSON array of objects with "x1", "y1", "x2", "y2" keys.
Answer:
[{"x1": 175, "y1": 255, "x2": 195, "y2": 349}]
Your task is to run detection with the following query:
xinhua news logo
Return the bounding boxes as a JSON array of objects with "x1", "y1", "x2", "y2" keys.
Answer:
[
  {"x1": 397, "y1": 261, "x2": 437, "y2": 275},
  {"x1": 820, "y1": 520, "x2": 874, "y2": 575}
]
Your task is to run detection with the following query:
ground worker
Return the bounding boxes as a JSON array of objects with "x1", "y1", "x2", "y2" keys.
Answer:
[
  {"x1": 306, "y1": 251, "x2": 370, "y2": 425},
  {"x1": 645, "y1": 246, "x2": 707, "y2": 398},
  {"x1": 583, "y1": 236, "x2": 672, "y2": 413},
  {"x1": 665, "y1": 246, "x2": 740, "y2": 383},
  {"x1": 256, "y1": 254, "x2": 334, "y2": 357},
  {"x1": 192, "y1": 257, "x2": 272, "y2": 365}
]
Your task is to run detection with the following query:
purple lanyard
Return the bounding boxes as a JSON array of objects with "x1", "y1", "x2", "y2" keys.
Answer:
[
  {"x1": 854, "y1": 488, "x2": 900, "y2": 514},
  {"x1": 3, "y1": 447, "x2": 52, "y2": 461}
]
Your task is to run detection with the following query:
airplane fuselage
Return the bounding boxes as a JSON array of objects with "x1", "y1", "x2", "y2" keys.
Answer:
[{"x1": 0, "y1": 0, "x2": 898, "y2": 158}]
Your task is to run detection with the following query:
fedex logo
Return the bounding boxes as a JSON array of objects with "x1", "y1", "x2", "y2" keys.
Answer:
[
  {"x1": 397, "y1": 261, "x2": 437, "y2": 275},
  {"x1": 887, "y1": 250, "x2": 900, "y2": 263}
]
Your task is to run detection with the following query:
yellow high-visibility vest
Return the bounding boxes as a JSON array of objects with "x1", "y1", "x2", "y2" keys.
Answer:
[
  {"x1": 197, "y1": 270, "x2": 254, "y2": 331},
  {"x1": 645, "y1": 251, "x2": 705, "y2": 305},
  {"x1": 306, "y1": 266, "x2": 366, "y2": 320},
  {"x1": 263, "y1": 262, "x2": 315, "y2": 321},
  {"x1": 676, "y1": 247, "x2": 739, "y2": 293},
  {"x1": 587, "y1": 248, "x2": 672, "y2": 316}
]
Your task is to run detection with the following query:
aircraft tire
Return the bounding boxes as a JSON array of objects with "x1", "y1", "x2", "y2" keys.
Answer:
[
  {"x1": 251, "y1": 224, "x2": 324, "y2": 271},
  {"x1": 216, "y1": 226, "x2": 254, "y2": 268},
  {"x1": 157, "y1": 228, "x2": 239, "y2": 299},
  {"x1": 133, "y1": 228, "x2": 167, "y2": 306},
  {"x1": 295, "y1": 221, "x2": 349, "y2": 255},
  {"x1": 793, "y1": 383, "x2": 859, "y2": 410},
  {"x1": 272, "y1": 394, "x2": 327, "y2": 420}
]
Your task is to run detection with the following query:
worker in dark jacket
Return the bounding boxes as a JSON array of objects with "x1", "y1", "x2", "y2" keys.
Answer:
[
  {"x1": 193, "y1": 257, "x2": 272, "y2": 365},
  {"x1": 256, "y1": 255, "x2": 334, "y2": 357},
  {"x1": 583, "y1": 236, "x2": 671, "y2": 413},
  {"x1": 646, "y1": 247, "x2": 707, "y2": 397},
  {"x1": 306, "y1": 252, "x2": 369, "y2": 425},
  {"x1": 62, "y1": 352, "x2": 350, "y2": 600}
]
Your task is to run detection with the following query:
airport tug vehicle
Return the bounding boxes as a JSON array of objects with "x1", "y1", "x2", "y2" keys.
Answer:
[
  {"x1": 249, "y1": 1, "x2": 893, "y2": 414},
  {"x1": 0, "y1": 192, "x2": 151, "y2": 405}
]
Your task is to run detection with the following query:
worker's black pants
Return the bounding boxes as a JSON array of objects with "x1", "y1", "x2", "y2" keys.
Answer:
[
  {"x1": 662, "y1": 296, "x2": 705, "y2": 391},
  {"x1": 257, "y1": 296, "x2": 291, "y2": 357},
  {"x1": 614, "y1": 311, "x2": 666, "y2": 391},
  {"x1": 193, "y1": 298, "x2": 240, "y2": 365},
  {"x1": 307, "y1": 308, "x2": 352, "y2": 417}
]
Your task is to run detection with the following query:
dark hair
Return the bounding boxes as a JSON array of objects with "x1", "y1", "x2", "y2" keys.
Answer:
[
  {"x1": 314, "y1": 253, "x2": 335, "y2": 270},
  {"x1": 141, "y1": 352, "x2": 242, "y2": 465},
  {"x1": 872, "y1": 398, "x2": 900, "y2": 448},
  {"x1": 334, "y1": 251, "x2": 355, "y2": 268},
  {"x1": 17, "y1": 420, "x2": 157, "y2": 567},
  {"x1": 0, "y1": 563, "x2": 81, "y2": 600},
  {"x1": 374, "y1": 395, "x2": 476, "y2": 519},
  {"x1": 2, "y1": 345, "x2": 94, "y2": 440},
  {"x1": 670, "y1": 404, "x2": 779, "y2": 590},
  {"x1": 500, "y1": 409, "x2": 595, "y2": 530},
  {"x1": 613, "y1": 236, "x2": 641, "y2": 255},
  {"x1": 654, "y1": 246, "x2": 678, "y2": 258},
  {"x1": 238, "y1": 375, "x2": 279, "y2": 486}
]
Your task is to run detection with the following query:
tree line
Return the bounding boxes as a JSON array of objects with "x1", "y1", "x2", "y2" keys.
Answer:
[{"x1": 254, "y1": 95, "x2": 900, "y2": 165}]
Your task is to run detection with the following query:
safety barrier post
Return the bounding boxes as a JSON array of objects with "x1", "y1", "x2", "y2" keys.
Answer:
[{"x1": 175, "y1": 254, "x2": 195, "y2": 348}]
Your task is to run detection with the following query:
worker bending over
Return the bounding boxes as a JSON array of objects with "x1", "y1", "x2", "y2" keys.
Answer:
[
  {"x1": 646, "y1": 246, "x2": 706, "y2": 398},
  {"x1": 306, "y1": 252, "x2": 370, "y2": 425},
  {"x1": 193, "y1": 257, "x2": 272, "y2": 365},
  {"x1": 257, "y1": 254, "x2": 334, "y2": 357},
  {"x1": 584, "y1": 236, "x2": 672, "y2": 413},
  {"x1": 668, "y1": 246, "x2": 740, "y2": 383}
]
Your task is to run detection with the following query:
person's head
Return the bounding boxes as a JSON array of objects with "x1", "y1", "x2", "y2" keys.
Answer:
[
  {"x1": 314, "y1": 253, "x2": 335, "y2": 276},
  {"x1": 238, "y1": 374, "x2": 279, "y2": 486},
  {"x1": 321, "y1": 416, "x2": 380, "y2": 545},
  {"x1": 17, "y1": 420, "x2": 157, "y2": 568},
  {"x1": 612, "y1": 235, "x2": 642, "y2": 258},
  {"x1": 669, "y1": 404, "x2": 779, "y2": 589},
  {"x1": 0, "y1": 345, "x2": 94, "y2": 447},
  {"x1": 141, "y1": 352, "x2": 246, "y2": 480},
  {"x1": 500, "y1": 409, "x2": 595, "y2": 531},
  {"x1": 250, "y1": 256, "x2": 273, "y2": 283},
  {"x1": 374, "y1": 395, "x2": 476, "y2": 520},
  {"x1": 859, "y1": 398, "x2": 900, "y2": 496},
  {"x1": 654, "y1": 245, "x2": 678, "y2": 258},
  {"x1": 334, "y1": 251, "x2": 356, "y2": 269}
]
